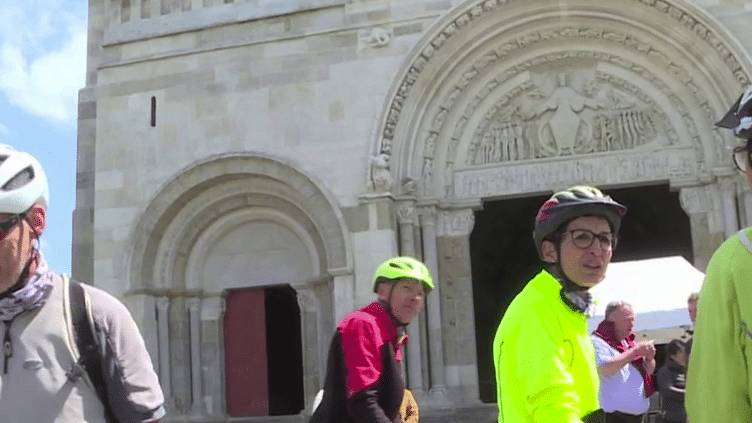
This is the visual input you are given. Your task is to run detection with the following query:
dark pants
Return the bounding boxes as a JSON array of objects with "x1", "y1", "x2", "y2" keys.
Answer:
[{"x1": 605, "y1": 411, "x2": 643, "y2": 423}]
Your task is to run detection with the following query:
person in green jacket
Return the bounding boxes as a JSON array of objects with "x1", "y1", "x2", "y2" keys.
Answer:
[
  {"x1": 685, "y1": 86, "x2": 752, "y2": 422},
  {"x1": 494, "y1": 186, "x2": 627, "y2": 423}
]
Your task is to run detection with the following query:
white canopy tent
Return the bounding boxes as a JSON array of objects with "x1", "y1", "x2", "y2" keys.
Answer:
[{"x1": 586, "y1": 256, "x2": 704, "y2": 343}]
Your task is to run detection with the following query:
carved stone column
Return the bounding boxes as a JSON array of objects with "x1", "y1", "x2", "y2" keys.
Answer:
[
  {"x1": 156, "y1": 297, "x2": 173, "y2": 410},
  {"x1": 744, "y1": 188, "x2": 752, "y2": 228},
  {"x1": 188, "y1": 298, "x2": 203, "y2": 417},
  {"x1": 679, "y1": 186, "x2": 723, "y2": 271},
  {"x1": 397, "y1": 202, "x2": 424, "y2": 392},
  {"x1": 200, "y1": 295, "x2": 225, "y2": 418},
  {"x1": 721, "y1": 179, "x2": 739, "y2": 238},
  {"x1": 436, "y1": 208, "x2": 479, "y2": 401},
  {"x1": 397, "y1": 203, "x2": 417, "y2": 257},
  {"x1": 419, "y1": 206, "x2": 446, "y2": 396},
  {"x1": 296, "y1": 288, "x2": 321, "y2": 414}
]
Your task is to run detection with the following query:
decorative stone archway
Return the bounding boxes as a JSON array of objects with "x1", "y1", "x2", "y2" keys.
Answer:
[
  {"x1": 125, "y1": 152, "x2": 352, "y2": 418},
  {"x1": 367, "y1": 0, "x2": 752, "y2": 405},
  {"x1": 373, "y1": 0, "x2": 752, "y2": 197}
]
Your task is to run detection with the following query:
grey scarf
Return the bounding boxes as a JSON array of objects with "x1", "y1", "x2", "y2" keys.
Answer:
[{"x1": 0, "y1": 254, "x2": 54, "y2": 321}]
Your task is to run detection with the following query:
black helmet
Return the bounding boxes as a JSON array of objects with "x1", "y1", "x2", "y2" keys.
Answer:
[
  {"x1": 533, "y1": 186, "x2": 627, "y2": 259},
  {"x1": 715, "y1": 86, "x2": 752, "y2": 140}
]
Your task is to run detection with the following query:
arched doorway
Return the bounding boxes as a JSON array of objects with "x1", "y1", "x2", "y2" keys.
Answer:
[
  {"x1": 470, "y1": 183, "x2": 692, "y2": 402},
  {"x1": 126, "y1": 153, "x2": 352, "y2": 419},
  {"x1": 224, "y1": 285, "x2": 304, "y2": 417}
]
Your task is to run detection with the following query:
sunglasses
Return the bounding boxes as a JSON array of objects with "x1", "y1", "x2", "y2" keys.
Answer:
[{"x1": 0, "y1": 215, "x2": 20, "y2": 240}]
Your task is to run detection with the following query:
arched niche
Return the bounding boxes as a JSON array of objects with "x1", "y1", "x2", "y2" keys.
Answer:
[{"x1": 373, "y1": 0, "x2": 752, "y2": 200}]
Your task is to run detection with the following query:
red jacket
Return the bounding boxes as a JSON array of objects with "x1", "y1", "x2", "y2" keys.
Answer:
[{"x1": 309, "y1": 301, "x2": 407, "y2": 423}]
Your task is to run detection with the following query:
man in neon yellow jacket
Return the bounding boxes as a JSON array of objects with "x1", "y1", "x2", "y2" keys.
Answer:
[
  {"x1": 494, "y1": 186, "x2": 627, "y2": 423},
  {"x1": 686, "y1": 86, "x2": 752, "y2": 422}
]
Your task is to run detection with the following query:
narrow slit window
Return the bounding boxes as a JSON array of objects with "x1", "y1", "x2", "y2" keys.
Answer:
[{"x1": 150, "y1": 96, "x2": 157, "y2": 127}]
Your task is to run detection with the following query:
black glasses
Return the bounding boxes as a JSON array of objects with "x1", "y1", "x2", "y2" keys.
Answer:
[
  {"x1": 733, "y1": 146, "x2": 752, "y2": 173},
  {"x1": 0, "y1": 215, "x2": 20, "y2": 240},
  {"x1": 565, "y1": 229, "x2": 617, "y2": 251}
]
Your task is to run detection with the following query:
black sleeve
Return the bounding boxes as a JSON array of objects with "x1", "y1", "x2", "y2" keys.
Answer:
[
  {"x1": 657, "y1": 366, "x2": 685, "y2": 402},
  {"x1": 346, "y1": 388, "x2": 398, "y2": 423}
]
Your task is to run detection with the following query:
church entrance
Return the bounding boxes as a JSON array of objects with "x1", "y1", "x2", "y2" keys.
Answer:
[
  {"x1": 470, "y1": 183, "x2": 693, "y2": 402},
  {"x1": 224, "y1": 285, "x2": 305, "y2": 416}
]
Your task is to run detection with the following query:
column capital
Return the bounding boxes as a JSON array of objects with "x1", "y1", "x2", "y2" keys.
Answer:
[
  {"x1": 200, "y1": 296, "x2": 225, "y2": 321},
  {"x1": 187, "y1": 297, "x2": 200, "y2": 311},
  {"x1": 437, "y1": 208, "x2": 475, "y2": 236},
  {"x1": 418, "y1": 206, "x2": 437, "y2": 226},
  {"x1": 679, "y1": 186, "x2": 712, "y2": 214},
  {"x1": 397, "y1": 202, "x2": 416, "y2": 224},
  {"x1": 156, "y1": 296, "x2": 170, "y2": 311},
  {"x1": 296, "y1": 288, "x2": 319, "y2": 311}
]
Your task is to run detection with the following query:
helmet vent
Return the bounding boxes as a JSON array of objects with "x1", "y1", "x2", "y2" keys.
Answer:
[{"x1": 2, "y1": 166, "x2": 33, "y2": 192}]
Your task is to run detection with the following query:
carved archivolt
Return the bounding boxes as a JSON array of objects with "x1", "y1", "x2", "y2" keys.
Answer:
[
  {"x1": 377, "y1": 0, "x2": 750, "y2": 161},
  {"x1": 412, "y1": 20, "x2": 727, "y2": 197}
]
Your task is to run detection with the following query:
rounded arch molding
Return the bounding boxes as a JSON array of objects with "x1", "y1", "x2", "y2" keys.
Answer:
[
  {"x1": 373, "y1": 0, "x2": 752, "y2": 201},
  {"x1": 126, "y1": 153, "x2": 352, "y2": 291}
]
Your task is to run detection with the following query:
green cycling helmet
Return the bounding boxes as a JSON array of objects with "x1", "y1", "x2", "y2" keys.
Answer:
[{"x1": 372, "y1": 256, "x2": 434, "y2": 294}]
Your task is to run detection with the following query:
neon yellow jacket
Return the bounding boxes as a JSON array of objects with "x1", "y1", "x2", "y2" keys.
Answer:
[
  {"x1": 686, "y1": 227, "x2": 752, "y2": 422},
  {"x1": 493, "y1": 270, "x2": 600, "y2": 422}
]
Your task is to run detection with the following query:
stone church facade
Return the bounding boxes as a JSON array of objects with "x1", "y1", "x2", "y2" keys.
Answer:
[{"x1": 74, "y1": 0, "x2": 752, "y2": 421}]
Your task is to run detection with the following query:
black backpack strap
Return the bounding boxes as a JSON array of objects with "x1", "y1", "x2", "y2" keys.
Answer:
[{"x1": 69, "y1": 279, "x2": 119, "y2": 423}]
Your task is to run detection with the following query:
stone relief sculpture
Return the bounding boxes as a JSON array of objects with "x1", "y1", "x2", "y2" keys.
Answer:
[
  {"x1": 370, "y1": 153, "x2": 393, "y2": 193},
  {"x1": 469, "y1": 73, "x2": 662, "y2": 165},
  {"x1": 402, "y1": 178, "x2": 418, "y2": 195},
  {"x1": 360, "y1": 27, "x2": 392, "y2": 49},
  {"x1": 421, "y1": 158, "x2": 433, "y2": 195},
  {"x1": 444, "y1": 162, "x2": 454, "y2": 198},
  {"x1": 530, "y1": 73, "x2": 603, "y2": 156}
]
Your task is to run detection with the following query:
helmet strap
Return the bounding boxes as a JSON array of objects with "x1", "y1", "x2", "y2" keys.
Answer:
[
  {"x1": 378, "y1": 284, "x2": 408, "y2": 328},
  {"x1": 548, "y1": 243, "x2": 595, "y2": 315}
]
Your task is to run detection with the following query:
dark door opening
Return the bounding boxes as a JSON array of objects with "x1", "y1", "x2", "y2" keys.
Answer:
[
  {"x1": 224, "y1": 285, "x2": 304, "y2": 416},
  {"x1": 471, "y1": 183, "x2": 692, "y2": 403}
]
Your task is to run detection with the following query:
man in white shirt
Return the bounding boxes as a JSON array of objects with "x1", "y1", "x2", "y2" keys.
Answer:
[{"x1": 592, "y1": 301, "x2": 656, "y2": 423}]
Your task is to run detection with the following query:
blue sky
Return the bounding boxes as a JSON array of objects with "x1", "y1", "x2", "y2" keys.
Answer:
[{"x1": 0, "y1": 0, "x2": 87, "y2": 275}]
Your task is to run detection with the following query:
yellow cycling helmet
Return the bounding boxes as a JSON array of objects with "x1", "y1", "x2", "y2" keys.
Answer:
[{"x1": 372, "y1": 256, "x2": 434, "y2": 294}]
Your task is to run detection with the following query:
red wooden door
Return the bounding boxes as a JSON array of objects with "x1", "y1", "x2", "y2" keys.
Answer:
[{"x1": 224, "y1": 289, "x2": 268, "y2": 416}]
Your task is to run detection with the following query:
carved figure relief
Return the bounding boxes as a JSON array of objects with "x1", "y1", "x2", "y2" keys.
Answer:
[
  {"x1": 421, "y1": 158, "x2": 434, "y2": 195},
  {"x1": 469, "y1": 73, "x2": 663, "y2": 165},
  {"x1": 530, "y1": 73, "x2": 603, "y2": 156},
  {"x1": 370, "y1": 153, "x2": 393, "y2": 193},
  {"x1": 360, "y1": 27, "x2": 392, "y2": 49}
]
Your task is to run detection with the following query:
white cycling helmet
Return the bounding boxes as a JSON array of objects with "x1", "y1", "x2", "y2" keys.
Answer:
[{"x1": 0, "y1": 145, "x2": 49, "y2": 214}]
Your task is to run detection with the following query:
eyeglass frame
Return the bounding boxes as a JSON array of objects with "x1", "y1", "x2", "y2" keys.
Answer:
[
  {"x1": 562, "y1": 229, "x2": 618, "y2": 251},
  {"x1": 733, "y1": 145, "x2": 752, "y2": 173}
]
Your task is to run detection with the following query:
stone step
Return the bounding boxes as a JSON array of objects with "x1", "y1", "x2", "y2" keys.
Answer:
[{"x1": 421, "y1": 404, "x2": 497, "y2": 423}]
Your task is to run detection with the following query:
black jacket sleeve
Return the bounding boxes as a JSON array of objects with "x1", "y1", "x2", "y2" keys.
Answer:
[
  {"x1": 657, "y1": 365, "x2": 685, "y2": 403},
  {"x1": 346, "y1": 388, "x2": 399, "y2": 423}
]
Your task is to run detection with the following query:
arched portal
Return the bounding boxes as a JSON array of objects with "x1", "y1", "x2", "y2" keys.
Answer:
[
  {"x1": 369, "y1": 0, "x2": 752, "y2": 404},
  {"x1": 375, "y1": 0, "x2": 752, "y2": 195},
  {"x1": 126, "y1": 153, "x2": 352, "y2": 418}
]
